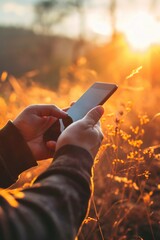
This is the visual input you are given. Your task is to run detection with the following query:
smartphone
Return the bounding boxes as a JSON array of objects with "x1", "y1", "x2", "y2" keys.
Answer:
[{"x1": 43, "y1": 82, "x2": 118, "y2": 141}]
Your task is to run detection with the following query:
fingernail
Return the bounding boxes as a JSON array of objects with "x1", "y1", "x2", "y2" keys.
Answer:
[{"x1": 97, "y1": 106, "x2": 104, "y2": 115}]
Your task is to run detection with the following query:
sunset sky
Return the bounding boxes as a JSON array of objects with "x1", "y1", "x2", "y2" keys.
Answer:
[
  {"x1": 1, "y1": 0, "x2": 160, "y2": 50},
  {"x1": 0, "y1": 1, "x2": 159, "y2": 24}
]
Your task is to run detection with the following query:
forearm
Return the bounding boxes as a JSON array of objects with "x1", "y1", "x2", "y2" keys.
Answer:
[
  {"x1": 0, "y1": 145, "x2": 93, "y2": 240},
  {"x1": 0, "y1": 121, "x2": 37, "y2": 188}
]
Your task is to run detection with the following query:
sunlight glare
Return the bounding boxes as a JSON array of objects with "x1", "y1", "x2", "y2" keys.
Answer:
[
  {"x1": 88, "y1": 16, "x2": 112, "y2": 37},
  {"x1": 123, "y1": 11, "x2": 160, "y2": 51},
  {"x1": 88, "y1": 11, "x2": 160, "y2": 51}
]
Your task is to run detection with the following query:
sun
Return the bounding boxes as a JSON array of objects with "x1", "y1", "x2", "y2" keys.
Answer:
[
  {"x1": 122, "y1": 11, "x2": 160, "y2": 51},
  {"x1": 88, "y1": 10, "x2": 160, "y2": 52}
]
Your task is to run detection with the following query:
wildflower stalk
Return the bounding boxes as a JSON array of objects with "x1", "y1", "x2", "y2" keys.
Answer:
[{"x1": 92, "y1": 196, "x2": 105, "y2": 240}]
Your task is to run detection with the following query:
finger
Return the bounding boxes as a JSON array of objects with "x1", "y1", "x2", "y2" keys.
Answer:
[
  {"x1": 33, "y1": 104, "x2": 68, "y2": 118},
  {"x1": 42, "y1": 116, "x2": 57, "y2": 129},
  {"x1": 83, "y1": 106, "x2": 104, "y2": 126},
  {"x1": 62, "y1": 102, "x2": 75, "y2": 112},
  {"x1": 70, "y1": 101, "x2": 75, "y2": 106},
  {"x1": 46, "y1": 141, "x2": 56, "y2": 150},
  {"x1": 44, "y1": 141, "x2": 56, "y2": 158}
]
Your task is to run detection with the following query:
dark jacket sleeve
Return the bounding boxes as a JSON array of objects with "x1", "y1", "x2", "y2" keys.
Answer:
[
  {"x1": 0, "y1": 145, "x2": 93, "y2": 240},
  {"x1": 0, "y1": 121, "x2": 37, "y2": 188}
]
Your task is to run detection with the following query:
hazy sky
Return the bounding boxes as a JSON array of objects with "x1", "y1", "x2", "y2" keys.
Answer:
[
  {"x1": 0, "y1": 0, "x2": 160, "y2": 40},
  {"x1": 0, "y1": 0, "x2": 38, "y2": 26},
  {"x1": 1, "y1": 0, "x2": 158, "y2": 25}
]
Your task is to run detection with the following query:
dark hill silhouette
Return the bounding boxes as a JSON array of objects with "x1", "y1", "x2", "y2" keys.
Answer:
[{"x1": 0, "y1": 26, "x2": 76, "y2": 88}]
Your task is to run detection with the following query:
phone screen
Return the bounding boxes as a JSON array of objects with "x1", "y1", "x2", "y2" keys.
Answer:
[
  {"x1": 67, "y1": 86, "x2": 112, "y2": 121},
  {"x1": 44, "y1": 82, "x2": 118, "y2": 141}
]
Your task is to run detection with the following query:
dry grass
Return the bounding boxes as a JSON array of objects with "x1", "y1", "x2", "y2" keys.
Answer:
[{"x1": 0, "y1": 58, "x2": 160, "y2": 240}]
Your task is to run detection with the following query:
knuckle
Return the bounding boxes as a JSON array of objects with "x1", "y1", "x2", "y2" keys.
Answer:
[
  {"x1": 99, "y1": 131, "x2": 104, "y2": 141},
  {"x1": 51, "y1": 105, "x2": 56, "y2": 108}
]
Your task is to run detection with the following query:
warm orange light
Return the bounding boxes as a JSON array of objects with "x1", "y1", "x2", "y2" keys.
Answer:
[
  {"x1": 123, "y1": 11, "x2": 160, "y2": 51},
  {"x1": 88, "y1": 11, "x2": 160, "y2": 51},
  {"x1": 1, "y1": 71, "x2": 8, "y2": 82}
]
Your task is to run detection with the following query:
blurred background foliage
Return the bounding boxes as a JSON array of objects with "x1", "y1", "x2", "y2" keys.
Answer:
[{"x1": 0, "y1": 0, "x2": 159, "y2": 90}]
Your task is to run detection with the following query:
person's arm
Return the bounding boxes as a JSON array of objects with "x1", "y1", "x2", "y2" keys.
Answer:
[
  {"x1": 0, "y1": 121, "x2": 36, "y2": 188},
  {"x1": 0, "y1": 104, "x2": 67, "y2": 188},
  {"x1": 0, "y1": 145, "x2": 93, "y2": 240},
  {"x1": 0, "y1": 106, "x2": 104, "y2": 240}
]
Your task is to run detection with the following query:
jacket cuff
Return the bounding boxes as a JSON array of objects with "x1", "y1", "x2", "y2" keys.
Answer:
[
  {"x1": 0, "y1": 121, "x2": 37, "y2": 186},
  {"x1": 54, "y1": 145, "x2": 93, "y2": 164},
  {"x1": 53, "y1": 144, "x2": 93, "y2": 181}
]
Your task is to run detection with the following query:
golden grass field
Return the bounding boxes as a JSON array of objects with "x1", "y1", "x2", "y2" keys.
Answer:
[{"x1": 0, "y1": 53, "x2": 160, "y2": 239}]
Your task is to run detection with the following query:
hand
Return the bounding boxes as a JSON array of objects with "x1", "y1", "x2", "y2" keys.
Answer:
[
  {"x1": 56, "y1": 106, "x2": 104, "y2": 158},
  {"x1": 13, "y1": 104, "x2": 68, "y2": 160}
]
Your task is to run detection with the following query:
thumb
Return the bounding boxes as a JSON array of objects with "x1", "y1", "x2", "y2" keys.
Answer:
[{"x1": 83, "y1": 105, "x2": 104, "y2": 126}]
